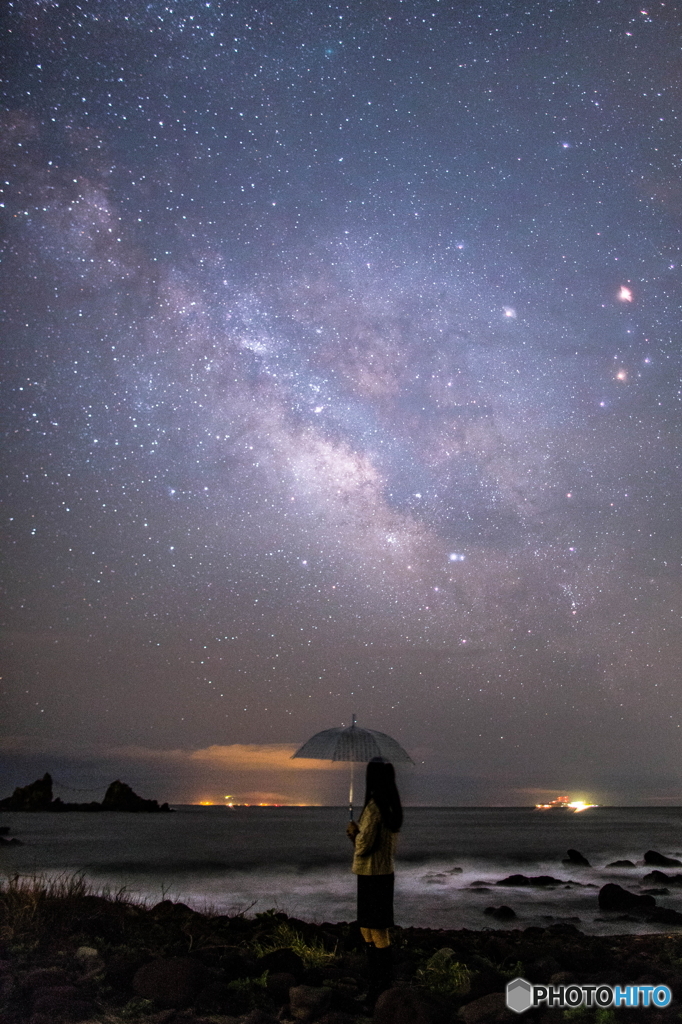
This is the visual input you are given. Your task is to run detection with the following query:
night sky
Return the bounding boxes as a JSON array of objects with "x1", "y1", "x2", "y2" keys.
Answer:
[{"x1": 2, "y1": 0, "x2": 681, "y2": 806}]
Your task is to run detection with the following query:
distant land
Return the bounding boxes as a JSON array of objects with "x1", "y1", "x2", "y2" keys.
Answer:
[{"x1": 0, "y1": 773, "x2": 172, "y2": 813}]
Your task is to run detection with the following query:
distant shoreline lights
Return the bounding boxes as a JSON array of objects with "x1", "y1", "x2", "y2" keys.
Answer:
[{"x1": 535, "y1": 795, "x2": 598, "y2": 813}]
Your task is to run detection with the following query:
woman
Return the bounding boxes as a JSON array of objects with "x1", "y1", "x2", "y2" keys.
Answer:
[{"x1": 346, "y1": 757, "x2": 403, "y2": 1007}]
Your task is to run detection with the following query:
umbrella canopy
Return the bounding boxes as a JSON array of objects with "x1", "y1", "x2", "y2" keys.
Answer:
[
  {"x1": 292, "y1": 714, "x2": 413, "y2": 817},
  {"x1": 293, "y1": 715, "x2": 414, "y2": 764}
]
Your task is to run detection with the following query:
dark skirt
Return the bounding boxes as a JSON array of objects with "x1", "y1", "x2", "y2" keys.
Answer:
[{"x1": 356, "y1": 873, "x2": 394, "y2": 929}]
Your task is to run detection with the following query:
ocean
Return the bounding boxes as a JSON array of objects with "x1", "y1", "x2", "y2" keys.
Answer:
[{"x1": 2, "y1": 806, "x2": 682, "y2": 934}]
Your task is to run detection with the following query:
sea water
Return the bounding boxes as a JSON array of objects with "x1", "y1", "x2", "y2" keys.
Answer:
[{"x1": 2, "y1": 806, "x2": 682, "y2": 934}]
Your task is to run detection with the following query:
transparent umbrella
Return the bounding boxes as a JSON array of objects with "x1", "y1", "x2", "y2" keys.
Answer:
[{"x1": 292, "y1": 714, "x2": 414, "y2": 819}]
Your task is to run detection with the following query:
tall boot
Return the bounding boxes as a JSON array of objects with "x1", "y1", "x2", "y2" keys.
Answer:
[
  {"x1": 374, "y1": 944, "x2": 394, "y2": 994},
  {"x1": 365, "y1": 943, "x2": 393, "y2": 1011}
]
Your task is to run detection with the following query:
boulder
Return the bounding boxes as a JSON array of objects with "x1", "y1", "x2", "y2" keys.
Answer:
[
  {"x1": 598, "y1": 883, "x2": 656, "y2": 913},
  {"x1": 496, "y1": 874, "x2": 564, "y2": 887},
  {"x1": 241, "y1": 1010, "x2": 280, "y2": 1024},
  {"x1": 132, "y1": 956, "x2": 207, "y2": 1008},
  {"x1": 23, "y1": 967, "x2": 71, "y2": 991},
  {"x1": 483, "y1": 906, "x2": 517, "y2": 920},
  {"x1": 644, "y1": 850, "x2": 682, "y2": 867},
  {"x1": 289, "y1": 984, "x2": 332, "y2": 1021},
  {"x1": 459, "y1": 992, "x2": 516, "y2": 1024},
  {"x1": 74, "y1": 946, "x2": 100, "y2": 964},
  {"x1": 194, "y1": 979, "x2": 244, "y2": 1014},
  {"x1": 647, "y1": 907, "x2": 682, "y2": 924},
  {"x1": 563, "y1": 849, "x2": 590, "y2": 867},
  {"x1": 256, "y1": 946, "x2": 305, "y2": 979},
  {"x1": 104, "y1": 951, "x2": 153, "y2": 991},
  {"x1": 374, "y1": 986, "x2": 446, "y2": 1024},
  {"x1": 644, "y1": 870, "x2": 682, "y2": 885},
  {"x1": 265, "y1": 970, "x2": 298, "y2": 1004},
  {"x1": 607, "y1": 859, "x2": 635, "y2": 867}
]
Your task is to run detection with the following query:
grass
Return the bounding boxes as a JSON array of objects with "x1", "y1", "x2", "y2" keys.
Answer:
[
  {"x1": 0, "y1": 871, "x2": 142, "y2": 952},
  {"x1": 415, "y1": 947, "x2": 472, "y2": 997},
  {"x1": 251, "y1": 920, "x2": 337, "y2": 967}
]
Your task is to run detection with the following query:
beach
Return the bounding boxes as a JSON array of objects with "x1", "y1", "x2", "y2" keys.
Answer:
[
  {"x1": 3, "y1": 807, "x2": 682, "y2": 1020},
  {"x1": 2, "y1": 873, "x2": 682, "y2": 1024}
]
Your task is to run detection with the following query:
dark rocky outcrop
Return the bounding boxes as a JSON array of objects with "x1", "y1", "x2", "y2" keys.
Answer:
[
  {"x1": 0, "y1": 773, "x2": 171, "y2": 812},
  {"x1": 647, "y1": 906, "x2": 682, "y2": 924},
  {"x1": 483, "y1": 906, "x2": 516, "y2": 920},
  {"x1": 644, "y1": 869, "x2": 682, "y2": 885},
  {"x1": 0, "y1": 772, "x2": 54, "y2": 811},
  {"x1": 598, "y1": 883, "x2": 656, "y2": 913},
  {"x1": 606, "y1": 859, "x2": 635, "y2": 867},
  {"x1": 496, "y1": 874, "x2": 565, "y2": 887},
  {"x1": 101, "y1": 779, "x2": 170, "y2": 812},
  {"x1": 563, "y1": 849, "x2": 590, "y2": 866},
  {"x1": 643, "y1": 849, "x2": 682, "y2": 867}
]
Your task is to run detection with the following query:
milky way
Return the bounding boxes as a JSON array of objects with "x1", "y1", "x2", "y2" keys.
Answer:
[{"x1": 2, "y1": 0, "x2": 681, "y2": 804}]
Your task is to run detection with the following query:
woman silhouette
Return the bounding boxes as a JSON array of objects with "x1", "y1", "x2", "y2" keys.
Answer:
[{"x1": 346, "y1": 757, "x2": 403, "y2": 1007}]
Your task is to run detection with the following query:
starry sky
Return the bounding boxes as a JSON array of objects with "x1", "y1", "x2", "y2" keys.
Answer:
[{"x1": 2, "y1": 0, "x2": 681, "y2": 806}]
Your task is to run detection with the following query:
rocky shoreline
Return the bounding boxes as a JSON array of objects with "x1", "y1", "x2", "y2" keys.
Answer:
[
  {"x1": 0, "y1": 775, "x2": 171, "y2": 814},
  {"x1": 2, "y1": 876, "x2": 682, "y2": 1024}
]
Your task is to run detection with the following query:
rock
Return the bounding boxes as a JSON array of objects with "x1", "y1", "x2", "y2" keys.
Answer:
[
  {"x1": 31, "y1": 985, "x2": 94, "y2": 1020},
  {"x1": 563, "y1": 849, "x2": 590, "y2": 867},
  {"x1": 643, "y1": 870, "x2": 682, "y2": 885},
  {"x1": 289, "y1": 984, "x2": 332, "y2": 1021},
  {"x1": 549, "y1": 971, "x2": 575, "y2": 986},
  {"x1": 266, "y1": 970, "x2": 298, "y2": 1004},
  {"x1": 194, "y1": 979, "x2": 240, "y2": 1013},
  {"x1": 0, "y1": 773, "x2": 53, "y2": 811},
  {"x1": 496, "y1": 875, "x2": 564, "y2": 887},
  {"x1": 374, "y1": 986, "x2": 446, "y2": 1024},
  {"x1": 647, "y1": 907, "x2": 682, "y2": 924},
  {"x1": 132, "y1": 955, "x2": 207, "y2": 1008},
  {"x1": 315, "y1": 1013, "x2": 361, "y2": 1024},
  {"x1": 23, "y1": 967, "x2": 71, "y2": 991},
  {"x1": 241, "y1": 1010, "x2": 280, "y2": 1024},
  {"x1": 459, "y1": 992, "x2": 515, "y2": 1024},
  {"x1": 256, "y1": 946, "x2": 305, "y2": 979},
  {"x1": 31, "y1": 983, "x2": 79, "y2": 1006},
  {"x1": 0, "y1": 827, "x2": 9, "y2": 835},
  {"x1": 483, "y1": 906, "x2": 517, "y2": 920},
  {"x1": 0, "y1": 836, "x2": 22, "y2": 845},
  {"x1": 644, "y1": 850, "x2": 682, "y2": 867},
  {"x1": 0, "y1": 773, "x2": 171, "y2": 812},
  {"x1": 104, "y1": 951, "x2": 153, "y2": 991},
  {"x1": 607, "y1": 859, "x2": 635, "y2": 867},
  {"x1": 74, "y1": 945, "x2": 100, "y2": 963},
  {"x1": 101, "y1": 779, "x2": 170, "y2": 812},
  {"x1": 598, "y1": 883, "x2": 656, "y2": 913},
  {"x1": 526, "y1": 958, "x2": 561, "y2": 982}
]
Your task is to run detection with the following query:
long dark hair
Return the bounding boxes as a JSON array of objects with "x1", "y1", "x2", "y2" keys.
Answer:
[{"x1": 363, "y1": 760, "x2": 403, "y2": 832}]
